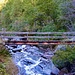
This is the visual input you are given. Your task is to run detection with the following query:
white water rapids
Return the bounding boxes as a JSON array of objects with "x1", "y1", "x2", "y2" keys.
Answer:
[{"x1": 5, "y1": 45, "x2": 59, "y2": 75}]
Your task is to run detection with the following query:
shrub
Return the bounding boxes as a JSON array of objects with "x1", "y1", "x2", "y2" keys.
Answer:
[
  {"x1": 0, "y1": 45, "x2": 10, "y2": 57},
  {"x1": 38, "y1": 22, "x2": 56, "y2": 32},
  {"x1": 0, "y1": 45, "x2": 10, "y2": 75},
  {"x1": 52, "y1": 46, "x2": 75, "y2": 69},
  {"x1": 0, "y1": 63, "x2": 8, "y2": 75}
]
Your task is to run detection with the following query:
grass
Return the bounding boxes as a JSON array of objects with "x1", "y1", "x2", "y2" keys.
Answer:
[{"x1": 0, "y1": 45, "x2": 18, "y2": 75}]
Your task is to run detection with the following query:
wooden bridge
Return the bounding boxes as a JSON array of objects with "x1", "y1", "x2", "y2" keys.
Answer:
[{"x1": 0, "y1": 32, "x2": 75, "y2": 45}]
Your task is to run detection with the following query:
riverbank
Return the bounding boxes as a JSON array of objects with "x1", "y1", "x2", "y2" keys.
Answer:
[{"x1": 0, "y1": 45, "x2": 18, "y2": 75}]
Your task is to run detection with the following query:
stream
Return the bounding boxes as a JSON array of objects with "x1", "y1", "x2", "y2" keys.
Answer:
[{"x1": 5, "y1": 44, "x2": 59, "y2": 75}]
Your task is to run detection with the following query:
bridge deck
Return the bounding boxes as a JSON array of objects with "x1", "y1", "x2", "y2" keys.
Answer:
[{"x1": 5, "y1": 40, "x2": 75, "y2": 45}]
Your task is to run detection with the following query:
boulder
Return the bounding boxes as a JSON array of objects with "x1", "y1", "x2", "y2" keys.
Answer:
[
  {"x1": 51, "y1": 60, "x2": 60, "y2": 74},
  {"x1": 54, "y1": 45, "x2": 66, "y2": 53},
  {"x1": 58, "y1": 68, "x2": 68, "y2": 75},
  {"x1": 54, "y1": 36, "x2": 75, "y2": 53}
]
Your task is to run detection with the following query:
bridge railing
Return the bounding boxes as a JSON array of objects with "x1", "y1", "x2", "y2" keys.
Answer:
[
  {"x1": 0, "y1": 32, "x2": 75, "y2": 45},
  {"x1": 0, "y1": 32, "x2": 75, "y2": 38}
]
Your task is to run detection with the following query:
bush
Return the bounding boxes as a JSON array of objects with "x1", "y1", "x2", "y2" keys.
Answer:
[
  {"x1": 0, "y1": 45, "x2": 18, "y2": 75},
  {"x1": 0, "y1": 45, "x2": 10, "y2": 75},
  {"x1": 52, "y1": 46, "x2": 75, "y2": 69},
  {"x1": 0, "y1": 45, "x2": 10, "y2": 57},
  {"x1": 0, "y1": 49, "x2": 10, "y2": 57},
  {"x1": 38, "y1": 22, "x2": 56, "y2": 32},
  {"x1": 0, "y1": 63, "x2": 8, "y2": 75}
]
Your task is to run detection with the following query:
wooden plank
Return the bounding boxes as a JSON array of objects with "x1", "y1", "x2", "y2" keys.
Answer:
[
  {"x1": 0, "y1": 32, "x2": 75, "y2": 35},
  {"x1": 7, "y1": 40, "x2": 75, "y2": 42},
  {"x1": 5, "y1": 40, "x2": 75, "y2": 45},
  {"x1": 0, "y1": 36, "x2": 74, "y2": 39}
]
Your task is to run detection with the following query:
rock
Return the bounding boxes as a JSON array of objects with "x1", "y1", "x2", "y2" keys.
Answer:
[
  {"x1": 54, "y1": 45, "x2": 66, "y2": 53},
  {"x1": 2, "y1": 38, "x2": 9, "y2": 45},
  {"x1": 31, "y1": 46, "x2": 39, "y2": 50},
  {"x1": 43, "y1": 51, "x2": 54, "y2": 59},
  {"x1": 70, "y1": 36, "x2": 75, "y2": 41},
  {"x1": 70, "y1": 61, "x2": 75, "y2": 73},
  {"x1": 64, "y1": 61, "x2": 72, "y2": 72},
  {"x1": 51, "y1": 60, "x2": 60, "y2": 74},
  {"x1": 10, "y1": 45, "x2": 17, "y2": 48},
  {"x1": 0, "y1": 59, "x2": 4, "y2": 63},
  {"x1": 0, "y1": 37, "x2": 9, "y2": 44},
  {"x1": 6, "y1": 59, "x2": 19, "y2": 75},
  {"x1": 0, "y1": 37, "x2": 4, "y2": 44},
  {"x1": 58, "y1": 68, "x2": 68, "y2": 75},
  {"x1": 6, "y1": 45, "x2": 60, "y2": 75},
  {"x1": 51, "y1": 72, "x2": 56, "y2": 75},
  {"x1": 22, "y1": 45, "x2": 26, "y2": 49},
  {"x1": 12, "y1": 48, "x2": 22, "y2": 53},
  {"x1": 65, "y1": 73, "x2": 73, "y2": 75},
  {"x1": 20, "y1": 38, "x2": 27, "y2": 41},
  {"x1": 54, "y1": 36, "x2": 75, "y2": 53},
  {"x1": 11, "y1": 38, "x2": 20, "y2": 41}
]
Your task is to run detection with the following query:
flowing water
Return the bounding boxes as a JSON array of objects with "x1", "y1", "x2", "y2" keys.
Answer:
[{"x1": 6, "y1": 44, "x2": 59, "y2": 75}]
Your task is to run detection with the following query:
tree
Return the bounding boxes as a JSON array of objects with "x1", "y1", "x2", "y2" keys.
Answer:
[
  {"x1": 60, "y1": 0, "x2": 75, "y2": 31},
  {"x1": 0, "y1": 0, "x2": 71, "y2": 31}
]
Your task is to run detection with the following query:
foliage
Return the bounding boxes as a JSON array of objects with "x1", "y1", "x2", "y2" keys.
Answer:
[
  {"x1": 0, "y1": 0, "x2": 75, "y2": 32},
  {"x1": 0, "y1": 49, "x2": 10, "y2": 57},
  {"x1": 0, "y1": 45, "x2": 10, "y2": 57},
  {"x1": 0, "y1": 0, "x2": 61, "y2": 31},
  {"x1": 52, "y1": 46, "x2": 75, "y2": 68},
  {"x1": 0, "y1": 45, "x2": 10, "y2": 75},
  {"x1": 0, "y1": 45, "x2": 18, "y2": 75},
  {"x1": 38, "y1": 22, "x2": 56, "y2": 32},
  {"x1": 59, "y1": 0, "x2": 75, "y2": 31},
  {"x1": 0, "y1": 63, "x2": 8, "y2": 75},
  {"x1": 0, "y1": 0, "x2": 8, "y2": 11}
]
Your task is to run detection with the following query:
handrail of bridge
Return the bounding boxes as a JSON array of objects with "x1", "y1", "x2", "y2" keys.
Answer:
[
  {"x1": 0, "y1": 31, "x2": 75, "y2": 35},
  {"x1": 0, "y1": 32, "x2": 75, "y2": 39},
  {"x1": 0, "y1": 32, "x2": 75, "y2": 45}
]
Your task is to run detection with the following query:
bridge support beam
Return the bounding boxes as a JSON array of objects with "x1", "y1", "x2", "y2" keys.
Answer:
[{"x1": 5, "y1": 40, "x2": 75, "y2": 45}]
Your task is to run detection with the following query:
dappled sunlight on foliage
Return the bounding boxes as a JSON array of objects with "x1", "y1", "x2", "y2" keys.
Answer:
[{"x1": 0, "y1": 0, "x2": 8, "y2": 11}]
